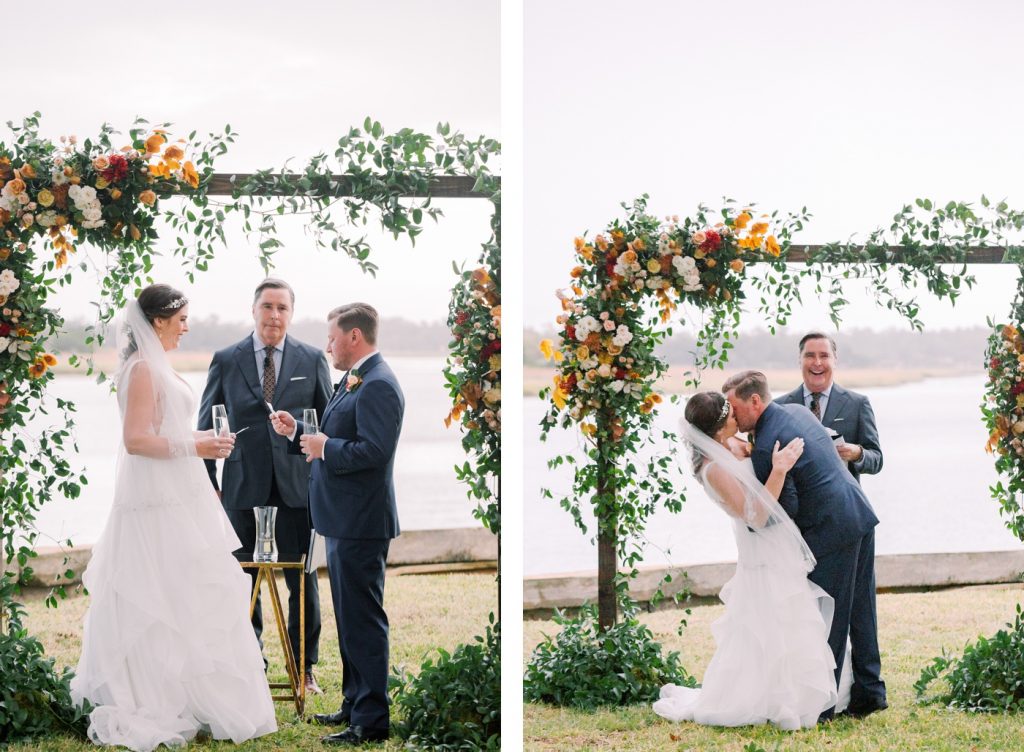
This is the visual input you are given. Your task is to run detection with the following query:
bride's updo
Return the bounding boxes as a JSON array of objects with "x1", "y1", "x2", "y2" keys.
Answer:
[
  {"x1": 684, "y1": 391, "x2": 730, "y2": 473},
  {"x1": 121, "y1": 284, "x2": 188, "y2": 360},
  {"x1": 137, "y1": 284, "x2": 188, "y2": 325}
]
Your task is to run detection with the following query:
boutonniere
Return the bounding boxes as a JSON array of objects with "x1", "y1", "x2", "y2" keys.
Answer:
[{"x1": 345, "y1": 370, "x2": 363, "y2": 392}]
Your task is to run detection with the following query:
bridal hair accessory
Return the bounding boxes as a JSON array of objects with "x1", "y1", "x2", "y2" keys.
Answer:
[
  {"x1": 166, "y1": 296, "x2": 187, "y2": 310},
  {"x1": 716, "y1": 398, "x2": 730, "y2": 424}
]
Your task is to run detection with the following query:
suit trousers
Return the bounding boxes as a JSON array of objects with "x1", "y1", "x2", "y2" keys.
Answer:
[
  {"x1": 325, "y1": 536, "x2": 391, "y2": 731},
  {"x1": 807, "y1": 531, "x2": 886, "y2": 719},
  {"x1": 227, "y1": 476, "x2": 321, "y2": 670}
]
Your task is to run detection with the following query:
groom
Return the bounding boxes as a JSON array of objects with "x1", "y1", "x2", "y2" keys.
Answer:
[
  {"x1": 272, "y1": 303, "x2": 403, "y2": 746},
  {"x1": 723, "y1": 370, "x2": 883, "y2": 722}
]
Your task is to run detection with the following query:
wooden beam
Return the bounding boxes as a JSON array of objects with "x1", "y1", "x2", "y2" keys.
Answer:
[
  {"x1": 204, "y1": 173, "x2": 489, "y2": 198},
  {"x1": 767, "y1": 244, "x2": 1013, "y2": 264}
]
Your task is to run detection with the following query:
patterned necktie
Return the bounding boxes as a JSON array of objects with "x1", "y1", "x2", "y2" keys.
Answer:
[
  {"x1": 262, "y1": 350, "x2": 276, "y2": 404},
  {"x1": 810, "y1": 392, "x2": 822, "y2": 421}
]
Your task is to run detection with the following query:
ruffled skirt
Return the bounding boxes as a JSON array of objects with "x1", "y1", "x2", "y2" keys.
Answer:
[{"x1": 70, "y1": 454, "x2": 277, "y2": 751}]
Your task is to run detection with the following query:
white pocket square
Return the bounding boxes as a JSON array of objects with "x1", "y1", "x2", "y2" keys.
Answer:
[
  {"x1": 290, "y1": 376, "x2": 307, "y2": 381},
  {"x1": 832, "y1": 418, "x2": 844, "y2": 422}
]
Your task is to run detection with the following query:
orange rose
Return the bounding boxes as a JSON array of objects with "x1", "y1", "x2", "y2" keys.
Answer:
[
  {"x1": 750, "y1": 221, "x2": 769, "y2": 235},
  {"x1": 139, "y1": 189, "x2": 157, "y2": 206},
  {"x1": 144, "y1": 133, "x2": 166, "y2": 153},
  {"x1": 163, "y1": 145, "x2": 185, "y2": 162},
  {"x1": 730, "y1": 259, "x2": 745, "y2": 272},
  {"x1": 181, "y1": 161, "x2": 199, "y2": 189},
  {"x1": 110, "y1": 188, "x2": 122, "y2": 200},
  {"x1": 18, "y1": 163, "x2": 37, "y2": 179},
  {"x1": 621, "y1": 250, "x2": 637, "y2": 265},
  {"x1": 28, "y1": 360, "x2": 47, "y2": 378},
  {"x1": 42, "y1": 353, "x2": 57, "y2": 367},
  {"x1": 706, "y1": 258, "x2": 717, "y2": 268},
  {"x1": 130, "y1": 224, "x2": 142, "y2": 240},
  {"x1": 92, "y1": 156, "x2": 111, "y2": 171},
  {"x1": 765, "y1": 235, "x2": 781, "y2": 256},
  {"x1": 0, "y1": 248, "x2": 9, "y2": 261},
  {"x1": 6, "y1": 178, "x2": 25, "y2": 195},
  {"x1": 570, "y1": 266, "x2": 584, "y2": 278},
  {"x1": 733, "y1": 211, "x2": 751, "y2": 229}
]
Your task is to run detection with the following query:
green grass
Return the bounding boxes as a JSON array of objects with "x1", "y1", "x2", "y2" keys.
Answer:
[
  {"x1": 524, "y1": 583, "x2": 1024, "y2": 751},
  {"x1": 9, "y1": 570, "x2": 496, "y2": 751}
]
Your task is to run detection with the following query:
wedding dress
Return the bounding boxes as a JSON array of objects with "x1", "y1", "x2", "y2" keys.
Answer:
[
  {"x1": 653, "y1": 426, "x2": 851, "y2": 730},
  {"x1": 70, "y1": 301, "x2": 276, "y2": 751}
]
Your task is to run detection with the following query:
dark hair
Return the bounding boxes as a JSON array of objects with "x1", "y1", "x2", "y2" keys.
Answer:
[
  {"x1": 138, "y1": 283, "x2": 188, "y2": 324},
  {"x1": 253, "y1": 278, "x2": 295, "y2": 306},
  {"x1": 329, "y1": 303, "x2": 379, "y2": 345},
  {"x1": 122, "y1": 283, "x2": 187, "y2": 360},
  {"x1": 721, "y1": 370, "x2": 770, "y2": 401},
  {"x1": 799, "y1": 331, "x2": 837, "y2": 357},
  {"x1": 684, "y1": 391, "x2": 729, "y2": 473}
]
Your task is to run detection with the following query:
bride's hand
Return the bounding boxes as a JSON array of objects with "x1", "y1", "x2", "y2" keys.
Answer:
[
  {"x1": 772, "y1": 437, "x2": 804, "y2": 472},
  {"x1": 195, "y1": 433, "x2": 235, "y2": 460}
]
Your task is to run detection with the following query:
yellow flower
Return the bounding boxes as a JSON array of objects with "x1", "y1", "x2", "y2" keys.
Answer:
[
  {"x1": 95, "y1": 176, "x2": 109, "y2": 189},
  {"x1": 552, "y1": 377, "x2": 567, "y2": 410},
  {"x1": 182, "y1": 161, "x2": 199, "y2": 189},
  {"x1": 41, "y1": 353, "x2": 58, "y2": 367},
  {"x1": 734, "y1": 211, "x2": 751, "y2": 229},
  {"x1": 35, "y1": 189, "x2": 54, "y2": 207},
  {"x1": 164, "y1": 144, "x2": 185, "y2": 162},
  {"x1": 578, "y1": 244, "x2": 594, "y2": 262},
  {"x1": 621, "y1": 250, "x2": 637, "y2": 265},
  {"x1": 575, "y1": 345, "x2": 590, "y2": 361},
  {"x1": 765, "y1": 235, "x2": 781, "y2": 256},
  {"x1": 539, "y1": 339, "x2": 555, "y2": 361},
  {"x1": 581, "y1": 423, "x2": 597, "y2": 437},
  {"x1": 750, "y1": 221, "x2": 769, "y2": 235},
  {"x1": 646, "y1": 258, "x2": 661, "y2": 273},
  {"x1": 488, "y1": 354, "x2": 501, "y2": 372}
]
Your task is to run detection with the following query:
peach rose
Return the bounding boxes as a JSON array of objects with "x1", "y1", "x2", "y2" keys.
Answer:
[
  {"x1": 144, "y1": 134, "x2": 166, "y2": 153},
  {"x1": 6, "y1": 178, "x2": 25, "y2": 195},
  {"x1": 18, "y1": 163, "x2": 37, "y2": 179},
  {"x1": 139, "y1": 190, "x2": 157, "y2": 206},
  {"x1": 92, "y1": 156, "x2": 110, "y2": 171}
]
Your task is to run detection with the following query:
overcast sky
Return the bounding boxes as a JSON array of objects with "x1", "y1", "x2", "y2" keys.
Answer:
[
  {"x1": 5, "y1": 0, "x2": 499, "y2": 327},
  {"x1": 524, "y1": 0, "x2": 1024, "y2": 334}
]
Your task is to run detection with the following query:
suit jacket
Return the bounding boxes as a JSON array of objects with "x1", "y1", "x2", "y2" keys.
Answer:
[
  {"x1": 751, "y1": 402, "x2": 878, "y2": 558},
  {"x1": 198, "y1": 333, "x2": 332, "y2": 509},
  {"x1": 291, "y1": 352, "x2": 404, "y2": 540},
  {"x1": 775, "y1": 383, "x2": 883, "y2": 484}
]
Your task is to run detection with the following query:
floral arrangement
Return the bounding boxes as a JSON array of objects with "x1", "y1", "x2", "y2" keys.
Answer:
[{"x1": 983, "y1": 277, "x2": 1024, "y2": 542}]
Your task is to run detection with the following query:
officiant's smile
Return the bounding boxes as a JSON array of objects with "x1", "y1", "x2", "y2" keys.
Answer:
[{"x1": 801, "y1": 337, "x2": 835, "y2": 394}]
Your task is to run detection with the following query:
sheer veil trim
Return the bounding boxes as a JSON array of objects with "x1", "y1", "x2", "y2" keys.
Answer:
[
  {"x1": 113, "y1": 300, "x2": 195, "y2": 457},
  {"x1": 682, "y1": 421, "x2": 816, "y2": 572}
]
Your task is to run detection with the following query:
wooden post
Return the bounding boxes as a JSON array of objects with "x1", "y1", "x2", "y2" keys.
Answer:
[{"x1": 596, "y1": 411, "x2": 617, "y2": 631}]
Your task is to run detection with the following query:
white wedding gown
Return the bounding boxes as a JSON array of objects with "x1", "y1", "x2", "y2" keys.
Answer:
[
  {"x1": 71, "y1": 363, "x2": 277, "y2": 751},
  {"x1": 653, "y1": 460, "x2": 852, "y2": 730}
]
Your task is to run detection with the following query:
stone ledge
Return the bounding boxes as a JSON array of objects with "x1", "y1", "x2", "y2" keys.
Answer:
[
  {"x1": 16, "y1": 527, "x2": 496, "y2": 587},
  {"x1": 524, "y1": 550, "x2": 1024, "y2": 613}
]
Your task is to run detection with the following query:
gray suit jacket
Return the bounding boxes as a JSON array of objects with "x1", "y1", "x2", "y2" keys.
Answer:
[
  {"x1": 775, "y1": 382, "x2": 883, "y2": 484},
  {"x1": 198, "y1": 333, "x2": 332, "y2": 509}
]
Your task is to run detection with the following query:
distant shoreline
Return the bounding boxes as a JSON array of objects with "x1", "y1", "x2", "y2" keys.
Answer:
[
  {"x1": 49, "y1": 349, "x2": 447, "y2": 375},
  {"x1": 523, "y1": 365, "x2": 979, "y2": 396}
]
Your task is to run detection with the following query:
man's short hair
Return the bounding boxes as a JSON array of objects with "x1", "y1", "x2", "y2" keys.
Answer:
[
  {"x1": 329, "y1": 303, "x2": 379, "y2": 345},
  {"x1": 253, "y1": 278, "x2": 295, "y2": 306},
  {"x1": 722, "y1": 370, "x2": 771, "y2": 401},
  {"x1": 799, "y1": 331, "x2": 837, "y2": 357}
]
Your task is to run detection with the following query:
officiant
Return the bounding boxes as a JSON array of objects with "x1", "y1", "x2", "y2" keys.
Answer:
[{"x1": 198, "y1": 277, "x2": 332, "y2": 697}]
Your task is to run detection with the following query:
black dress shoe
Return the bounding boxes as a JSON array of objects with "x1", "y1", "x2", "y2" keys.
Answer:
[
  {"x1": 840, "y1": 698, "x2": 889, "y2": 719},
  {"x1": 311, "y1": 707, "x2": 351, "y2": 726},
  {"x1": 322, "y1": 725, "x2": 389, "y2": 745}
]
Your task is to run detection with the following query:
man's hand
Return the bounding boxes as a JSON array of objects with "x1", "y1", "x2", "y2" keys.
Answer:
[
  {"x1": 270, "y1": 410, "x2": 296, "y2": 437},
  {"x1": 725, "y1": 435, "x2": 751, "y2": 460},
  {"x1": 300, "y1": 431, "x2": 328, "y2": 462},
  {"x1": 837, "y1": 442, "x2": 863, "y2": 462}
]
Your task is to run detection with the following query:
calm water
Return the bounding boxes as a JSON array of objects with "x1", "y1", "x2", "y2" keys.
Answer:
[
  {"x1": 525, "y1": 375, "x2": 1024, "y2": 575},
  {"x1": 30, "y1": 357, "x2": 482, "y2": 545}
]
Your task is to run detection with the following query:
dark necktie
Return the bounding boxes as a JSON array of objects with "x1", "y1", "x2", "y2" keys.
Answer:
[
  {"x1": 262, "y1": 350, "x2": 276, "y2": 404},
  {"x1": 810, "y1": 392, "x2": 822, "y2": 421}
]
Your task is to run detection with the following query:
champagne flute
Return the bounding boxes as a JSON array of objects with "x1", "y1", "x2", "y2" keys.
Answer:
[{"x1": 212, "y1": 404, "x2": 230, "y2": 437}]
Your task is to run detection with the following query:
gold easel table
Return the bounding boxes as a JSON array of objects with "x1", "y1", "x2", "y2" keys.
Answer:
[{"x1": 238, "y1": 554, "x2": 307, "y2": 716}]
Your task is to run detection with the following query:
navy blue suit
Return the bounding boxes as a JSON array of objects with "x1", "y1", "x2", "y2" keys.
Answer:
[
  {"x1": 291, "y1": 352, "x2": 403, "y2": 731},
  {"x1": 199, "y1": 333, "x2": 331, "y2": 670},
  {"x1": 751, "y1": 402, "x2": 883, "y2": 717},
  {"x1": 775, "y1": 384, "x2": 887, "y2": 711}
]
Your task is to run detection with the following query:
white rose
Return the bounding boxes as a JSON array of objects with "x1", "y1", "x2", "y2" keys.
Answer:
[
  {"x1": 82, "y1": 218, "x2": 106, "y2": 229},
  {"x1": 0, "y1": 337, "x2": 9, "y2": 353},
  {"x1": 16, "y1": 192, "x2": 29, "y2": 206},
  {"x1": 21, "y1": 213, "x2": 34, "y2": 227},
  {"x1": 78, "y1": 185, "x2": 97, "y2": 202},
  {"x1": 609, "y1": 380, "x2": 625, "y2": 393},
  {"x1": 82, "y1": 205, "x2": 103, "y2": 221},
  {"x1": 50, "y1": 170, "x2": 68, "y2": 186},
  {"x1": 68, "y1": 184, "x2": 82, "y2": 200},
  {"x1": 37, "y1": 211, "x2": 57, "y2": 228}
]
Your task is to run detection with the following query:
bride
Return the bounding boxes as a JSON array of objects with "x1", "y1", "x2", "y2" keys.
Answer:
[
  {"x1": 653, "y1": 391, "x2": 850, "y2": 730},
  {"x1": 70, "y1": 284, "x2": 277, "y2": 750}
]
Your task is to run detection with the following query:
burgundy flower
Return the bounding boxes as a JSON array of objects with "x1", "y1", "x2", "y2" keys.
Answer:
[
  {"x1": 1012, "y1": 382, "x2": 1024, "y2": 397},
  {"x1": 101, "y1": 154, "x2": 130, "y2": 184},
  {"x1": 0, "y1": 322, "x2": 9, "y2": 337},
  {"x1": 565, "y1": 324, "x2": 576, "y2": 341},
  {"x1": 701, "y1": 230, "x2": 722, "y2": 253},
  {"x1": 455, "y1": 310, "x2": 469, "y2": 325}
]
